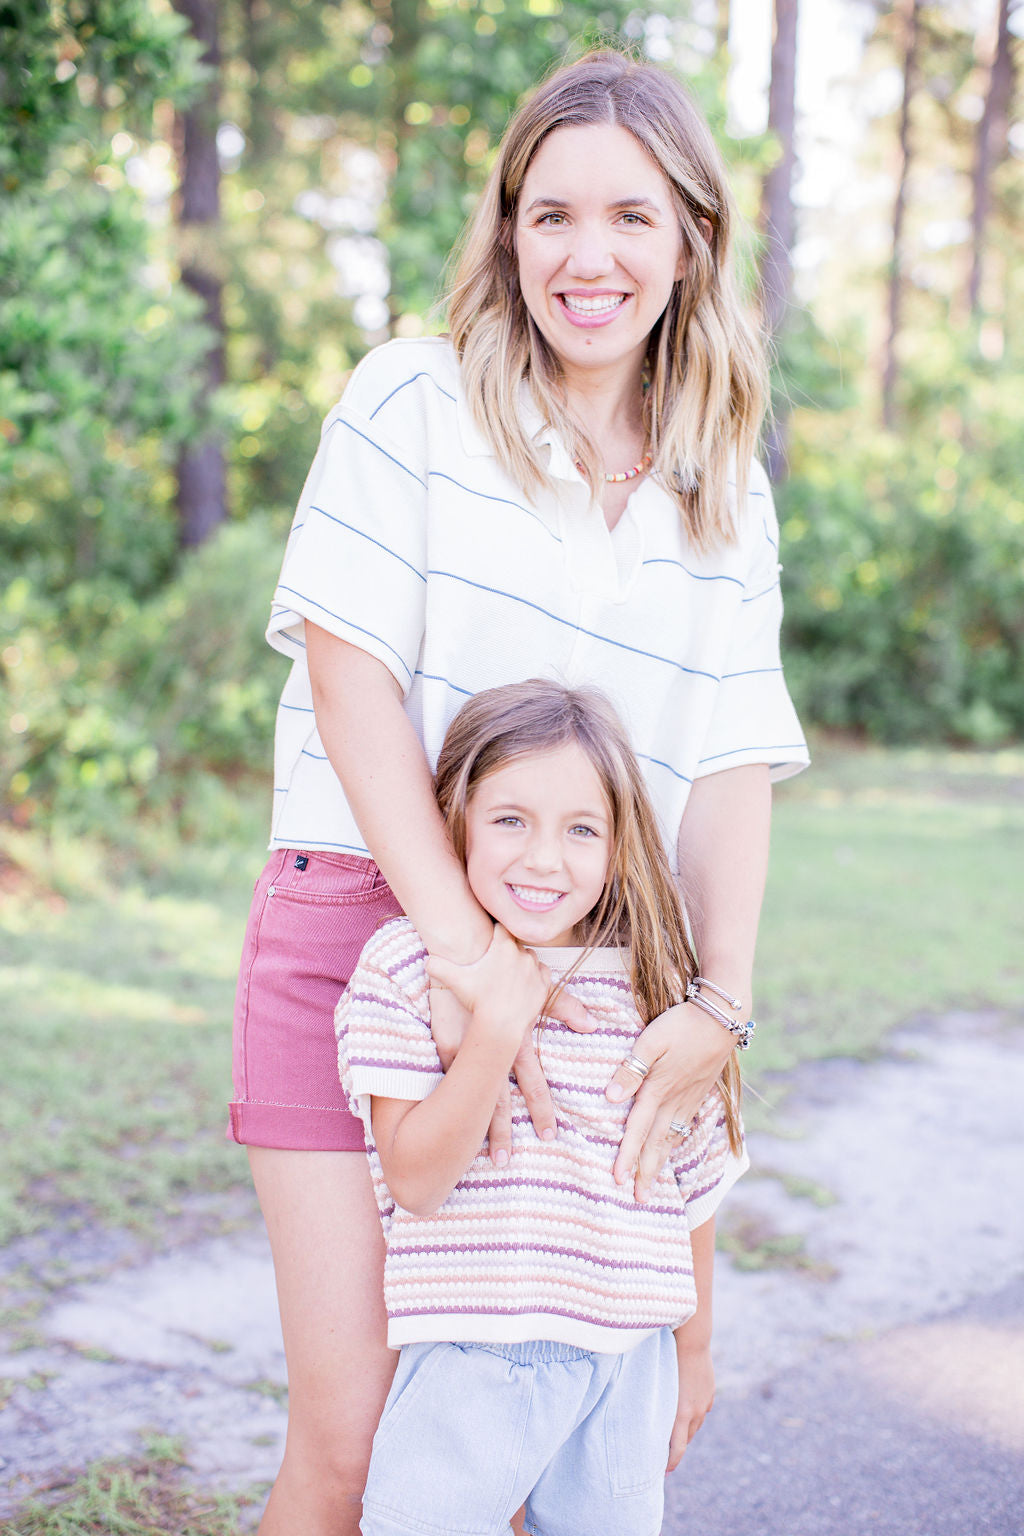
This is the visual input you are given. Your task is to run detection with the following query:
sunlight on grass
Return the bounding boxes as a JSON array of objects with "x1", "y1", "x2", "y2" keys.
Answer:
[{"x1": 750, "y1": 739, "x2": 1024, "y2": 1089}]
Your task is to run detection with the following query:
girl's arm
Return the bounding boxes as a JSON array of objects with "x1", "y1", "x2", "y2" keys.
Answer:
[
  {"x1": 607, "y1": 764, "x2": 771, "y2": 1199},
  {"x1": 667, "y1": 1215, "x2": 716, "y2": 1471},
  {"x1": 369, "y1": 927, "x2": 550, "y2": 1214}
]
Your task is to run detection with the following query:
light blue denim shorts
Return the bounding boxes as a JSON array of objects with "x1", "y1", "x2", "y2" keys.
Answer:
[{"x1": 359, "y1": 1328, "x2": 678, "y2": 1536}]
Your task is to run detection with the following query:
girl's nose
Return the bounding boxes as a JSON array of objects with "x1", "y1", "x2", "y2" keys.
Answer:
[
  {"x1": 565, "y1": 223, "x2": 615, "y2": 279},
  {"x1": 524, "y1": 831, "x2": 562, "y2": 873}
]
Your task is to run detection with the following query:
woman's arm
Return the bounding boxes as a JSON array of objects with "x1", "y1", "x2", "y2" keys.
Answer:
[
  {"x1": 307, "y1": 625, "x2": 492, "y2": 963},
  {"x1": 370, "y1": 928, "x2": 550, "y2": 1213},
  {"x1": 607, "y1": 763, "x2": 771, "y2": 1198},
  {"x1": 307, "y1": 626, "x2": 592, "y2": 1154},
  {"x1": 667, "y1": 1215, "x2": 716, "y2": 1471}
]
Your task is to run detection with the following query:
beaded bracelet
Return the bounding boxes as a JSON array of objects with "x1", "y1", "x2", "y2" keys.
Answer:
[{"x1": 684, "y1": 976, "x2": 757, "y2": 1051}]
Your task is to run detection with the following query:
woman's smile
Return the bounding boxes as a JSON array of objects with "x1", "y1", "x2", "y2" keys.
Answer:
[{"x1": 515, "y1": 122, "x2": 685, "y2": 386}]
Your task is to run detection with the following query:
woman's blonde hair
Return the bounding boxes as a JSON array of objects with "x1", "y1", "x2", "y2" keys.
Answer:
[
  {"x1": 446, "y1": 48, "x2": 768, "y2": 552},
  {"x1": 434, "y1": 678, "x2": 742, "y2": 1152}
]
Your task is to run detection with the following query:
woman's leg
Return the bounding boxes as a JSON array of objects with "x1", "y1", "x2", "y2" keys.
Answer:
[{"x1": 250, "y1": 1146, "x2": 396, "y2": 1536}]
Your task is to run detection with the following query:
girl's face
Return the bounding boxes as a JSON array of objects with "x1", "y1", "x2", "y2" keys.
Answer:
[
  {"x1": 515, "y1": 122, "x2": 685, "y2": 389},
  {"x1": 463, "y1": 742, "x2": 613, "y2": 948}
]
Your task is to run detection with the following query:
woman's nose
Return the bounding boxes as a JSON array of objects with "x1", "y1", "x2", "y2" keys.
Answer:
[{"x1": 565, "y1": 223, "x2": 615, "y2": 278}]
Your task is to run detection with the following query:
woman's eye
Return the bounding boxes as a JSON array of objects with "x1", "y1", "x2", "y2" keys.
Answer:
[
  {"x1": 619, "y1": 211, "x2": 648, "y2": 227},
  {"x1": 536, "y1": 211, "x2": 566, "y2": 227}
]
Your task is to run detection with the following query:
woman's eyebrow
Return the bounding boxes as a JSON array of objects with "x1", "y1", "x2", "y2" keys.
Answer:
[{"x1": 521, "y1": 195, "x2": 663, "y2": 214}]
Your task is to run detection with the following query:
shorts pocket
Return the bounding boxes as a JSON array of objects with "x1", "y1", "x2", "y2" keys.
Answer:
[
  {"x1": 603, "y1": 1334, "x2": 677, "y2": 1497},
  {"x1": 269, "y1": 849, "x2": 392, "y2": 906}
]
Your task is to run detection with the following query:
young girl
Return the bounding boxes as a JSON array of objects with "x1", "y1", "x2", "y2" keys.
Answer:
[{"x1": 336, "y1": 680, "x2": 751, "y2": 1536}]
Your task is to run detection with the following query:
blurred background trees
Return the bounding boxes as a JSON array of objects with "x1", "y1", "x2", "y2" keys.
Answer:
[{"x1": 1, "y1": 0, "x2": 1022, "y2": 832}]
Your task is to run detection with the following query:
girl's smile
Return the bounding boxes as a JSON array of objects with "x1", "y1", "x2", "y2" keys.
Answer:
[{"x1": 463, "y1": 743, "x2": 612, "y2": 948}]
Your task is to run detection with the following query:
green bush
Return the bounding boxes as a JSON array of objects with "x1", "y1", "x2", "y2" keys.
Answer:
[
  {"x1": 2, "y1": 516, "x2": 288, "y2": 826},
  {"x1": 778, "y1": 404, "x2": 1024, "y2": 744}
]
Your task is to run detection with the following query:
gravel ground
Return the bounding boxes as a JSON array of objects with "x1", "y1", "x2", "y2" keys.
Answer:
[{"x1": 2, "y1": 1010, "x2": 1022, "y2": 1531}]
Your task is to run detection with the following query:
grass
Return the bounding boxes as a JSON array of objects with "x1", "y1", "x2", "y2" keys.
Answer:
[
  {"x1": 0, "y1": 741, "x2": 1022, "y2": 1245},
  {"x1": 0, "y1": 783, "x2": 267, "y2": 1245},
  {"x1": 748, "y1": 737, "x2": 1024, "y2": 1089},
  {"x1": 0, "y1": 1444, "x2": 258, "y2": 1535}
]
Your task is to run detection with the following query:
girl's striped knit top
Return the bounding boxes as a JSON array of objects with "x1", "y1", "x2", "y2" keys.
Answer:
[{"x1": 336, "y1": 918, "x2": 748, "y2": 1354}]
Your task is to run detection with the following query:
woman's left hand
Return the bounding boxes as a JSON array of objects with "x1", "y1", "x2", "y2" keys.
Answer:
[{"x1": 606, "y1": 1001, "x2": 734, "y2": 1202}]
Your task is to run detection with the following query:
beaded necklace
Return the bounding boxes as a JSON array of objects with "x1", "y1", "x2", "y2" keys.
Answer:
[{"x1": 602, "y1": 450, "x2": 653, "y2": 484}]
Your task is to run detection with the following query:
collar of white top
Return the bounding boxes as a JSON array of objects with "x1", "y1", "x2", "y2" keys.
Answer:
[{"x1": 455, "y1": 380, "x2": 580, "y2": 484}]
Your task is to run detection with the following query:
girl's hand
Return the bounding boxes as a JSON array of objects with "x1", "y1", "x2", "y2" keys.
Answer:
[
  {"x1": 667, "y1": 1343, "x2": 715, "y2": 1472},
  {"x1": 606, "y1": 1002, "x2": 734, "y2": 1202},
  {"x1": 427, "y1": 928, "x2": 596, "y2": 1162}
]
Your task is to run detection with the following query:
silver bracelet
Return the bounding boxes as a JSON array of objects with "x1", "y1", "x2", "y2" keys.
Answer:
[{"x1": 684, "y1": 976, "x2": 757, "y2": 1051}]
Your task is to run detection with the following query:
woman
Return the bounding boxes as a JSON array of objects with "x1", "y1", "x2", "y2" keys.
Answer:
[{"x1": 231, "y1": 48, "x2": 808, "y2": 1535}]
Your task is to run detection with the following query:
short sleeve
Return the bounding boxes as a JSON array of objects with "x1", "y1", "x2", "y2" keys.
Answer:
[
  {"x1": 694, "y1": 464, "x2": 809, "y2": 783},
  {"x1": 268, "y1": 356, "x2": 430, "y2": 696},
  {"x1": 335, "y1": 921, "x2": 443, "y2": 1131},
  {"x1": 675, "y1": 1088, "x2": 750, "y2": 1230}
]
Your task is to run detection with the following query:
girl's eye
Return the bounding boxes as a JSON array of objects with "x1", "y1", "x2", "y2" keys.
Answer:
[
  {"x1": 494, "y1": 815, "x2": 524, "y2": 828},
  {"x1": 570, "y1": 824, "x2": 599, "y2": 839}
]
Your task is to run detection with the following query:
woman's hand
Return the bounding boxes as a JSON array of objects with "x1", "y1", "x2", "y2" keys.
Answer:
[
  {"x1": 666, "y1": 1342, "x2": 715, "y2": 1472},
  {"x1": 427, "y1": 929, "x2": 596, "y2": 1164},
  {"x1": 606, "y1": 1002, "x2": 734, "y2": 1202}
]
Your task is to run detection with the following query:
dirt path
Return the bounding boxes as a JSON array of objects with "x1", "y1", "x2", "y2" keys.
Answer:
[{"x1": 2, "y1": 1011, "x2": 1022, "y2": 1530}]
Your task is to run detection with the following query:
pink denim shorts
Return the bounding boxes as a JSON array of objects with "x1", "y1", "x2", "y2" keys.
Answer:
[{"x1": 230, "y1": 848, "x2": 402, "y2": 1151}]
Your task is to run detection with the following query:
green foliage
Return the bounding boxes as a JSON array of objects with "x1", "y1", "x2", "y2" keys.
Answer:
[
  {"x1": 1, "y1": 1445, "x2": 256, "y2": 1534},
  {"x1": 778, "y1": 374, "x2": 1024, "y2": 744},
  {"x1": 0, "y1": 0, "x2": 206, "y2": 189},
  {"x1": 1, "y1": 516, "x2": 288, "y2": 825},
  {"x1": 0, "y1": 182, "x2": 212, "y2": 601}
]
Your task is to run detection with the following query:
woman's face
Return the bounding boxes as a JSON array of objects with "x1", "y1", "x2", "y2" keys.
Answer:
[{"x1": 515, "y1": 122, "x2": 685, "y2": 388}]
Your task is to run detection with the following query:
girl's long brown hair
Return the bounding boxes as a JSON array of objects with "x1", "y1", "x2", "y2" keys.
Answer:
[
  {"x1": 434, "y1": 679, "x2": 743, "y2": 1152},
  {"x1": 446, "y1": 48, "x2": 768, "y2": 553}
]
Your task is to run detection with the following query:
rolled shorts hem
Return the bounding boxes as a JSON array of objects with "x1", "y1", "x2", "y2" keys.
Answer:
[{"x1": 228, "y1": 1099, "x2": 368, "y2": 1152}]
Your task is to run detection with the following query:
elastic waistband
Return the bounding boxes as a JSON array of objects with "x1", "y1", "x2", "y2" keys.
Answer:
[{"x1": 462, "y1": 1339, "x2": 593, "y2": 1365}]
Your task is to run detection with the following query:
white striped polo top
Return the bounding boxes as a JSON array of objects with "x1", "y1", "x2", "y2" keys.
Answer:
[{"x1": 267, "y1": 337, "x2": 808, "y2": 868}]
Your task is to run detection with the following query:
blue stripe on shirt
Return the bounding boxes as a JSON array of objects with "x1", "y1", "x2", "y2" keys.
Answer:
[
  {"x1": 275, "y1": 585, "x2": 413, "y2": 682},
  {"x1": 698, "y1": 742, "x2": 806, "y2": 766},
  {"x1": 721, "y1": 666, "x2": 784, "y2": 680},
  {"x1": 741, "y1": 581, "x2": 780, "y2": 605},
  {"x1": 641, "y1": 557, "x2": 743, "y2": 589},
  {"x1": 427, "y1": 472, "x2": 562, "y2": 543},
  {"x1": 369, "y1": 371, "x2": 458, "y2": 418},
  {"x1": 323, "y1": 416, "x2": 427, "y2": 486},
  {"x1": 414, "y1": 670, "x2": 475, "y2": 698},
  {"x1": 428, "y1": 570, "x2": 719, "y2": 682},
  {"x1": 308, "y1": 505, "x2": 427, "y2": 583}
]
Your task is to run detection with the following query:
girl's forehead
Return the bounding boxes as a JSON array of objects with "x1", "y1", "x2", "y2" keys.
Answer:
[{"x1": 470, "y1": 742, "x2": 612, "y2": 811}]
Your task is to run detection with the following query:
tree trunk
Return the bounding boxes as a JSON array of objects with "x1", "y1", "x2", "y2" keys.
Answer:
[
  {"x1": 967, "y1": 0, "x2": 1015, "y2": 319},
  {"x1": 882, "y1": 0, "x2": 921, "y2": 431},
  {"x1": 715, "y1": 0, "x2": 731, "y2": 61},
  {"x1": 172, "y1": 0, "x2": 227, "y2": 547},
  {"x1": 759, "y1": 0, "x2": 799, "y2": 480}
]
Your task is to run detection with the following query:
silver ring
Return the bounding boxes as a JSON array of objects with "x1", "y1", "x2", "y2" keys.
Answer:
[
  {"x1": 623, "y1": 1053, "x2": 650, "y2": 1081},
  {"x1": 669, "y1": 1118, "x2": 692, "y2": 1137}
]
